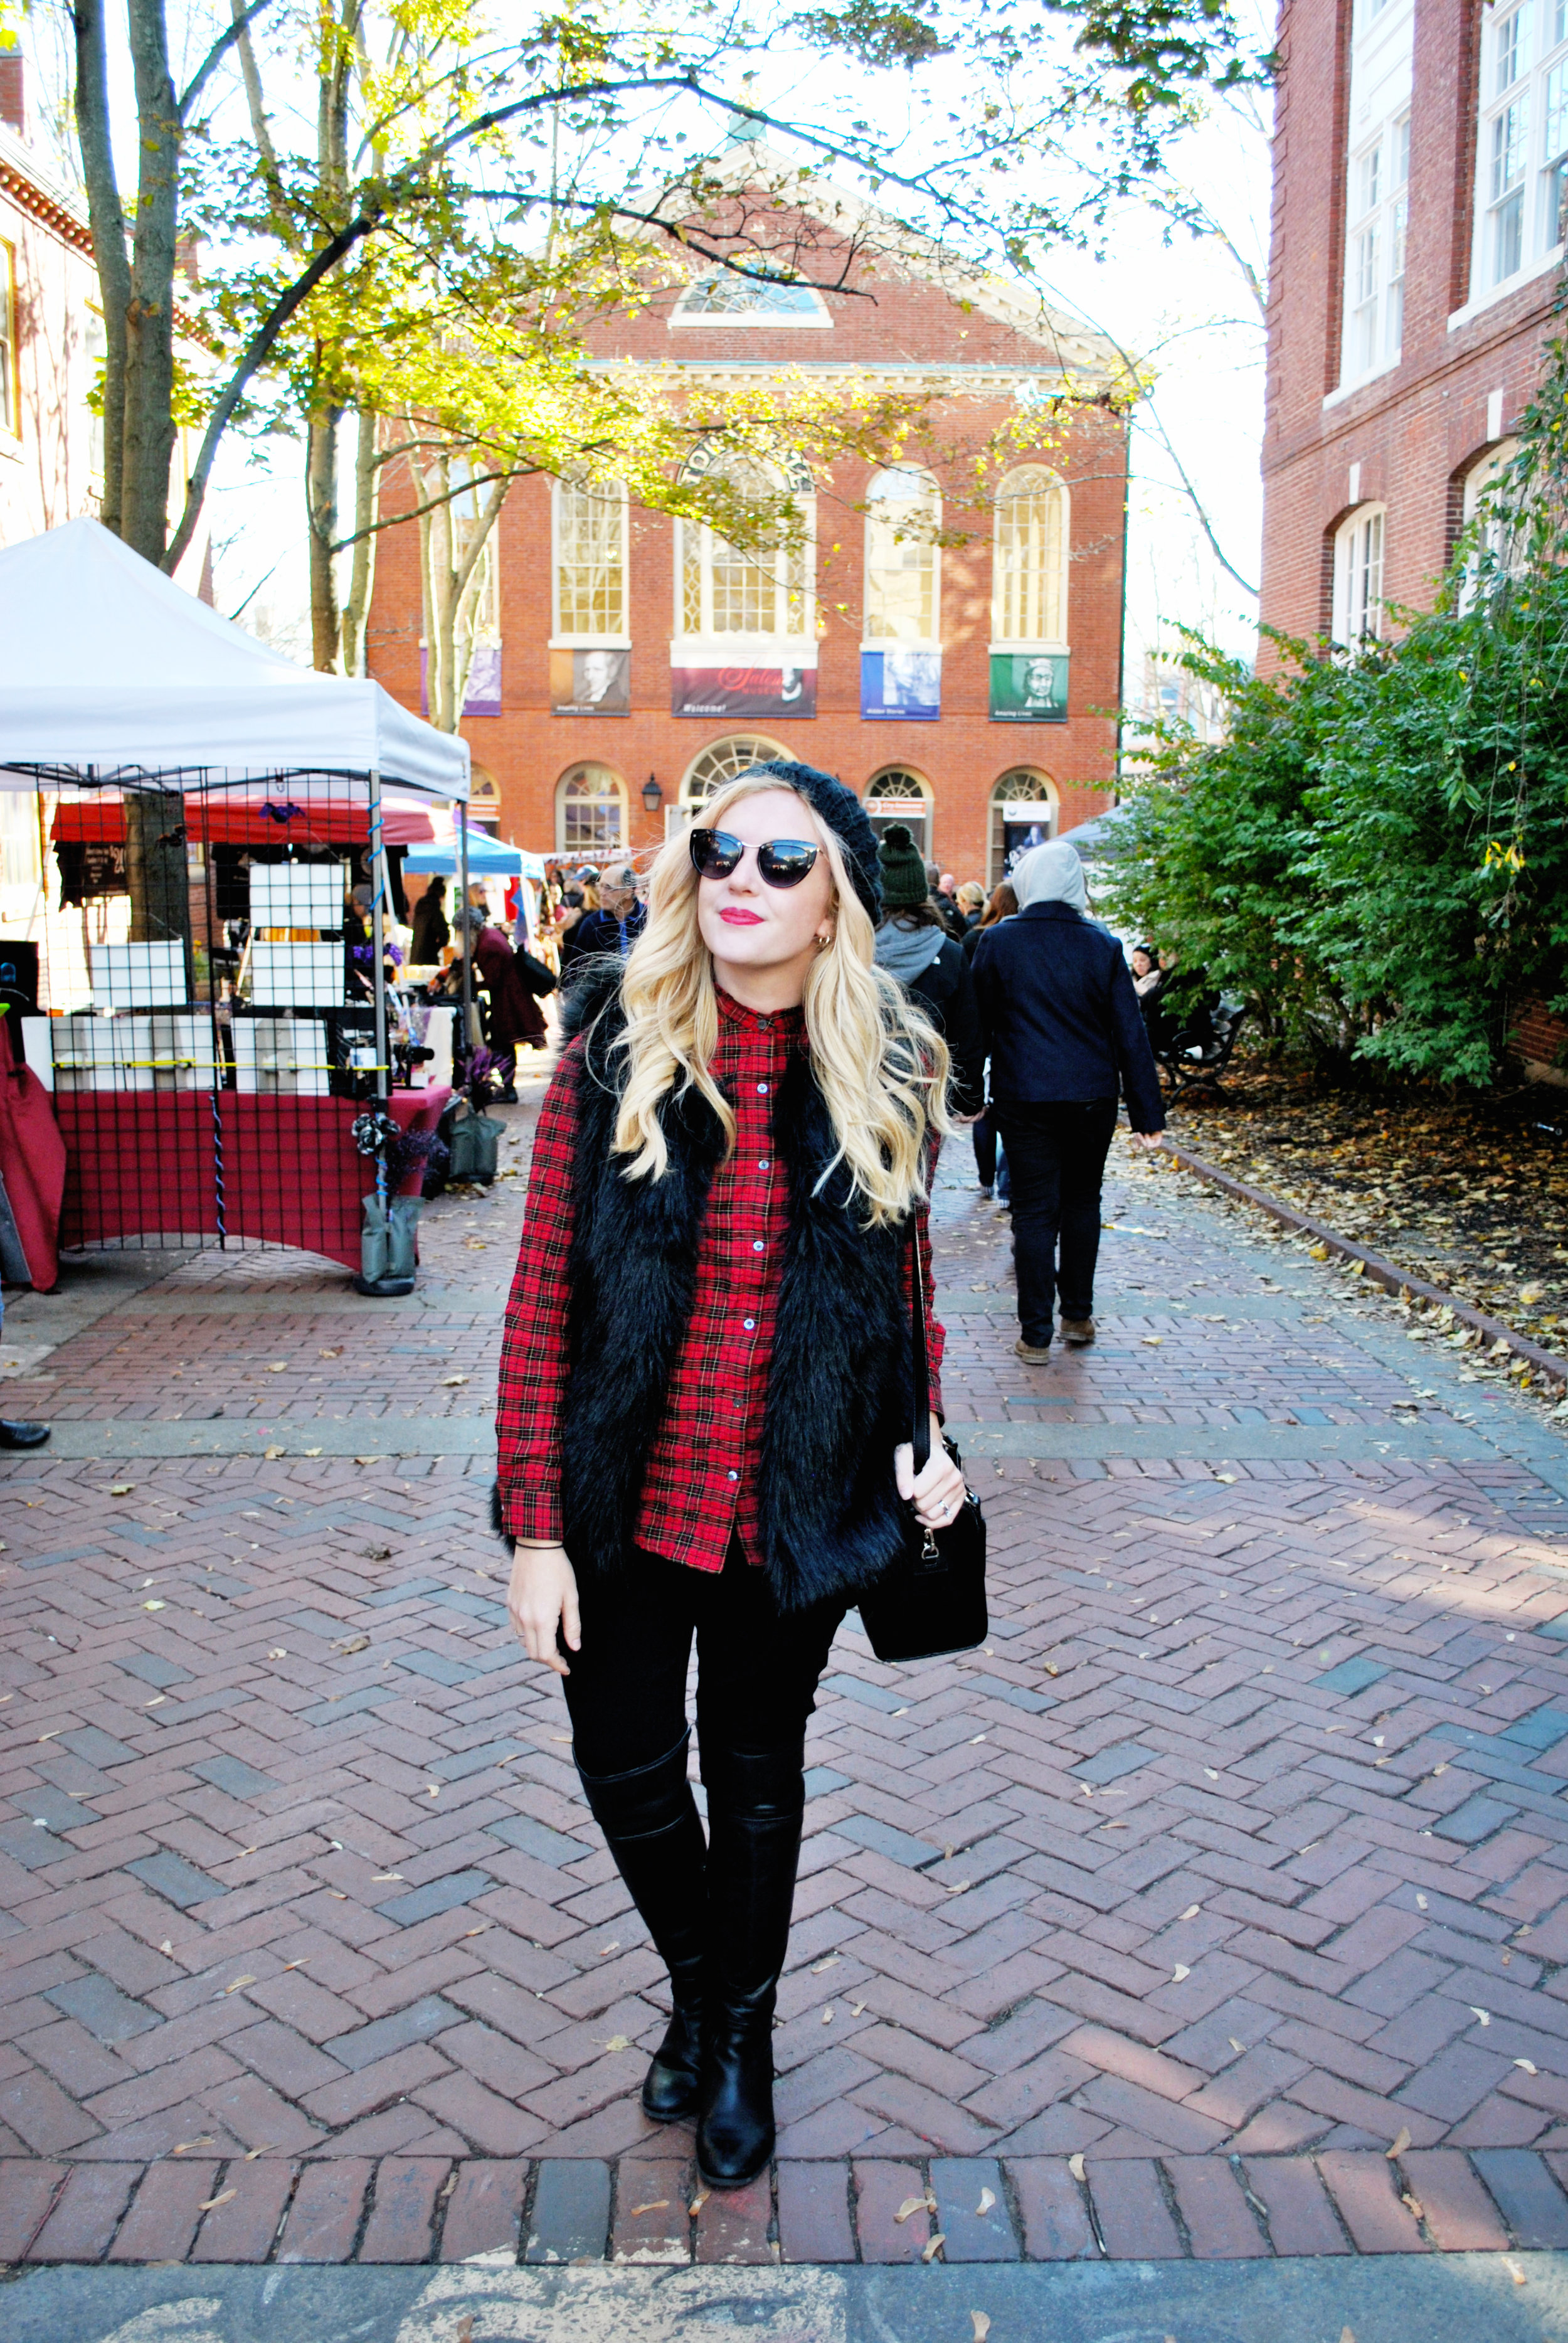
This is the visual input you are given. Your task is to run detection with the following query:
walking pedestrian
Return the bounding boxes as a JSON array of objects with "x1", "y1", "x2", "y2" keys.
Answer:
[
  {"x1": 971, "y1": 841, "x2": 1164, "y2": 1362},
  {"x1": 494, "y1": 760, "x2": 963, "y2": 2190},
  {"x1": 871, "y1": 823, "x2": 985, "y2": 1115},
  {"x1": 466, "y1": 910, "x2": 557, "y2": 1098},
  {"x1": 409, "y1": 876, "x2": 450, "y2": 965},
  {"x1": 571, "y1": 861, "x2": 647, "y2": 959}
]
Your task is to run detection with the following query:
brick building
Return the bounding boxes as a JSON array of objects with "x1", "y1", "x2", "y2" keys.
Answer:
[
  {"x1": 1261, "y1": 0, "x2": 1566, "y2": 650},
  {"x1": 367, "y1": 154, "x2": 1128, "y2": 884}
]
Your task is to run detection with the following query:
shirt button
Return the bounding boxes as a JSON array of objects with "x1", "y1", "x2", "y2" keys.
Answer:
[
  {"x1": 758, "y1": 1157, "x2": 770, "y2": 1169},
  {"x1": 757, "y1": 1081, "x2": 769, "y2": 1094},
  {"x1": 752, "y1": 1239, "x2": 765, "y2": 1252},
  {"x1": 743, "y1": 1317, "x2": 755, "y2": 1330},
  {"x1": 726, "y1": 1469, "x2": 739, "y2": 1482}
]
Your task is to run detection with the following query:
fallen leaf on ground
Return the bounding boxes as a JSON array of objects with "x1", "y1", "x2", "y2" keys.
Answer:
[
  {"x1": 689, "y1": 2189, "x2": 710, "y2": 2216},
  {"x1": 442, "y1": 1375, "x2": 469, "y2": 1386},
  {"x1": 1470, "y1": 2007, "x2": 1491, "y2": 2026},
  {"x1": 1516, "y1": 2058, "x2": 1539, "y2": 2073},
  {"x1": 263, "y1": 1447, "x2": 285, "y2": 1461},
  {"x1": 1068, "y1": 2154, "x2": 1086, "y2": 2182},
  {"x1": 971, "y1": 2317, "x2": 991, "y2": 2343},
  {"x1": 602, "y1": 2035, "x2": 631, "y2": 2052},
  {"x1": 630, "y1": 2201, "x2": 669, "y2": 2218},
  {"x1": 304, "y1": 1447, "x2": 322, "y2": 1457},
  {"x1": 1505, "y1": 2258, "x2": 1527, "y2": 2284},
  {"x1": 110, "y1": 1484, "x2": 134, "y2": 1496},
  {"x1": 354, "y1": 1456, "x2": 383, "y2": 1466},
  {"x1": 197, "y1": 2189, "x2": 236, "y2": 2211},
  {"x1": 921, "y1": 2234, "x2": 945, "y2": 2262},
  {"x1": 811, "y1": 1956, "x2": 840, "y2": 1974},
  {"x1": 894, "y1": 2196, "x2": 930, "y2": 2224},
  {"x1": 976, "y1": 2187, "x2": 996, "y2": 2217},
  {"x1": 1229, "y1": 2037, "x2": 1245, "y2": 2053},
  {"x1": 1180, "y1": 1903, "x2": 1201, "y2": 1920},
  {"x1": 173, "y1": 2138, "x2": 215, "y2": 2155},
  {"x1": 1172, "y1": 1964, "x2": 1191, "y2": 1983},
  {"x1": 333, "y1": 1635, "x2": 371, "y2": 1655},
  {"x1": 142, "y1": 1600, "x2": 166, "y2": 1612},
  {"x1": 243, "y1": 2145, "x2": 275, "y2": 2160},
  {"x1": 319, "y1": 1347, "x2": 342, "y2": 1359},
  {"x1": 1386, "y1": 2126, "x2": 1411, "y2": 2159},
  {"x1": 371, "y1": 1874, "x2": 403, "y2": 1883},
  {"x1": 223, "y1": 1976, "x2": 255, "y2": 1994},
  {"x1": 267, "y1": 1363, "x2": 287, "y2": 1373},
  {"x1": 821, "y1": 2007, "x2": 835, "y2": 2023}
]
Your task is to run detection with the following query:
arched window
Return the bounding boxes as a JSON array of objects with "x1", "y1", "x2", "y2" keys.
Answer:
[
  {"x1": 1458, "y1": 440, "x2": 1522, "y2": 603},
  {"x1": 1331, "y1": 504, "x2": 1385, "y2": 646},
  {"x1": 992, "y1": 467, "x2": 1068, "y2": 647},
  {"x1": 556, "y1": 763, "x2": 627, "y2": 857},
  {"x1": 553, "y1": 476, "x2": 628, "y2": 640},
  {"x1": 865, "y1": 468, "x2": 941, "y2": 644},
  {"x1": 990, "y1": 768, "x2": 1057, "y2": 886},
  {"x1": 680, "y1": 735, "x2": 790, "y2": 809},
  {"x1": 675, "y1": 444, "x2": 814, "y2": 645},
  {"x1": 467, "y1": 768, "x2": 501, "y2": 833},
  {"x1": 865, "y1": 767, "x2": 933, "y2": 859},
  {"x1": 670, "y1": 273, "x2": 832, "y2": 327}
]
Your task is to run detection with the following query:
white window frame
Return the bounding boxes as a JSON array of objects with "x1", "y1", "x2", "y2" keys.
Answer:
[
  {"x1": 1458, "y1": 437, "x2": 1525, "y2": 603},
  {"x1": 863, "y1": 467, "x2": 942, "y2": 647},
  {"x1": 1332, "y1": 503, "x2": 1387, "y2": 646},
  {"x1": 1455, "y1": 0, "x2": 1568, "y2": 323},
  {"x1": 0, "y1": 237, "x2": 16, "y2": 441},
  {"x1": 1328, "y1": 0, "x2": 1413, "y2": 400},
  {"x1": 989, "y1": 465, "x2": 1069, "y2": 653},
  {"x1": 673, "y1": 445, "x2": 815, "y2": 651},
  {"x1": 679, "y1": 735, "x2": 791, "y2": 809},
  {"x1": 669, "y1": 272, "x2": 832, "y2": 329},
  {"x1": 551, "y1": 476, "x2": 630, "y2": 646},
  {"x1": 555, "y1": 763, "x2": 628, "y2": 858}
]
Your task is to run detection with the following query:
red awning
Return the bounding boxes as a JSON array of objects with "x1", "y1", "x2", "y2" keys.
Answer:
[{"x1": 51, "y1": 792, "x2": 453, "y2": 848}]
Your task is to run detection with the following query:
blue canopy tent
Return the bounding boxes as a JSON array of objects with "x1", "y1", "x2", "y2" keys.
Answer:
[{"x1": 403, "y1": 827, "x2": 542, "y2": 878}]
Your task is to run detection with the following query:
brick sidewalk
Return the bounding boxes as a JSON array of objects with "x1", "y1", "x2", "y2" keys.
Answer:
[{"x1": 4, "y1": 1071, "x2": 1568, "y2": 2269}]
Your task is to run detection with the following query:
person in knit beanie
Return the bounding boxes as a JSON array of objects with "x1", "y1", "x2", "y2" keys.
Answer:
[{"x1": 872, "y1": 824, "x2": 985, "y2": 1114}]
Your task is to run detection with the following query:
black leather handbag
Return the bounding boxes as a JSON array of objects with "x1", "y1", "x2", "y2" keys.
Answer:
[{"x1": 857, "y1": 1224, "x2": 988, "y2": 1664}]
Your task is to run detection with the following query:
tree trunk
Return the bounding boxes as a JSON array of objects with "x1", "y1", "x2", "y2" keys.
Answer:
[
  {"x1": 124, "y1": 789, "x2": 194, "y2": 992},
  {"x1": 341, "y1": 405, "x2": 378, "y2": 674},
  {"x1": 72, "y1": 0, "x2": 130, "y2": 538},
  {"x1": 308, "y1": 396, "x2": 344, "y2": 669},
  {"x1": 120, "y1": 0, "x2": 181, "y2": 565}
]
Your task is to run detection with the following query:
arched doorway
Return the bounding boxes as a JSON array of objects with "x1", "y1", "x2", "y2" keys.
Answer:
[
  {"x1": 864, "y1": 768, "x2": 933, "y2": 860},
  {"x1": 556, "y1": 763, "x2": 628, "y2": 859},
  {"x1": 990, "y1": 769, "x2": 1057, "y2": 886}
]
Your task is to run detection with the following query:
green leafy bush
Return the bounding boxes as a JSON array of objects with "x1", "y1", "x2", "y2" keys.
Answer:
[{"x1": 1108, "y1": 323, "x2": 1568, "y2": 1086}]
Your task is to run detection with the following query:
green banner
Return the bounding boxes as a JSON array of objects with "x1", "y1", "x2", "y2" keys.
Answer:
[{"x1": 990, "y1": 651, "x2": 1068, "y2": 722}]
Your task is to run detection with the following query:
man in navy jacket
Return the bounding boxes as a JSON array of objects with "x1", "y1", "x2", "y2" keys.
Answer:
[{"x1": 972, "y1": 842, "x2": 1165, "y2": 1361}]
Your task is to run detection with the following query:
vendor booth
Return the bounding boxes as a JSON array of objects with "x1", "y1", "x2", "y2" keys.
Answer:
[{"x1": 0, "y1": 519, "x2": 474, "y2": 1289}]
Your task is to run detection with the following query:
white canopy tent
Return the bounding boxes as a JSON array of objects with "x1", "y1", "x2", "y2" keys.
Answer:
[{"x1": 0, "y1": 519, "x2": 469, "y2": 799}]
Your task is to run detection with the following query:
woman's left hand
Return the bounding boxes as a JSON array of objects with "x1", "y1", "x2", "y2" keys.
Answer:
[{"x1": 895, "y1": 1413, "x2": 968, "y2": 1530}]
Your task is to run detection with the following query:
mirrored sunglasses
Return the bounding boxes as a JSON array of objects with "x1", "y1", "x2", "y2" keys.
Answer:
[{"x1": 689, "y1": 829, "x2": 820, "y2": 889}]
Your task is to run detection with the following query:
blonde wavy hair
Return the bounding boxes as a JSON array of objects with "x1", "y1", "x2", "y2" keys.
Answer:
[{"x1": 600, "y1": 772, "x2": 953, "y2": 1225}]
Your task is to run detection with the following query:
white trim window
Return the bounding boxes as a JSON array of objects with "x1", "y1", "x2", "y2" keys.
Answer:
[
  {"x1": 864, "y1": 467, "x2": 941, "y2": 645},
  {"x1": 1346, "y1": 115, "x2": 1410, "y2": 376},
  {"x1": 675, "y1": 445, "x2": 814, "y2": 647},
  {"x1": 1459, "y1": 437, "x2": 1525, "y2": 602},
  {"x1": 0, "y1": 237, "x2": 16, "y2": 438},
  {"x1": 1332, "y1": 503, "x2": 1386, "y2": 645},
  {"x1": 556, "y1": 763, "x2": 627, "y2": 856},
  {"x1": 1470, "y1": 0, "x2": 1568, "y2": 305},
  {"x1": 553, "y1": 476, "x2": 628, "y2": 642},
  {"x1": 680, "y1": 735, "x2": 790, "y2": 807},
  {"x1": 991, "y1": 465, "x2": 1069, "y2": 649},
  {"x1": 669, "y1": 272, "x2": 832, "y2": 329}
]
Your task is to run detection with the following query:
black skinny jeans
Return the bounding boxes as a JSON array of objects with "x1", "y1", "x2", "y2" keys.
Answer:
[
  {"x1": 993, "y1": 1097, "x2": 1120, "y2": 1346},
  {"x1": 561, "y1": 1540, "x2": 847, "y2": 1777}
]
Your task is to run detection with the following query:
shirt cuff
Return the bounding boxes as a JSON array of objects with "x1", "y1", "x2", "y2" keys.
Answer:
[{"x1": 502, "y1": 1480, "x2": 564, "y2": 1544}]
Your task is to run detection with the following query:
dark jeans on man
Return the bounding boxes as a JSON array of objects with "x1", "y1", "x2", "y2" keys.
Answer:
[
  {"x1": 561, "y1": 1539, "x2": 846, "y2": 1775},
  {"x1": 993, "y1": 1097, "x2": 1120, "y2": 1346}
]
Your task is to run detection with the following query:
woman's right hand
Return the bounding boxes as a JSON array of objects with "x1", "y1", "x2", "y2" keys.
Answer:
[{"x1": 507, "y1": 1542, "x2": 581, "y2": 1676}]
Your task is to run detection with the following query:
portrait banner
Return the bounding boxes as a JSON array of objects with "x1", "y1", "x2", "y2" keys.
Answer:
[
  {"x1": 670, "y1": 662, "x2": 816, "y2": 719},
  {"x1": 551, "y1": 647, "x2": 630, "y2": 716},
  {"x1": 990, "y1": 652, "x2": 1069, "y2": 722},
  {"x1": 861, "y1": 649, "x2": 941, "y2": 721}
]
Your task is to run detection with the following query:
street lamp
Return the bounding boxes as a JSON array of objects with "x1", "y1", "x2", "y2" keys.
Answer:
[{"x1": 642, "y1": 773, "x2": 663, "y2": 815}]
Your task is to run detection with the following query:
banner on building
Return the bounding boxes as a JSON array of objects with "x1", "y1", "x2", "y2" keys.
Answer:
[
  {"x1": 989, "y1": 652, "x2": 1068, "y2": 722},
  {"x1": 861, "y1": 648, "x2": 940, "y2": 721},
  {"x1": 671, "y1": 659, "x2": 816, "y2": 719},
  {"x1": 551, "y1": 647, "x2": 630, "y2": 715},
  {"x1": 420, "y1": 643, "x2": 504, "y2": 720}
]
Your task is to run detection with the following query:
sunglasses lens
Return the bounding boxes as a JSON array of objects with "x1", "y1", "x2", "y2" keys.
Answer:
[
  {"x1": 690, "y1": 829, "x2": 743, "y2": 879},
  {"x1": 756, "y1": 839, "x2": 818, "y2": 888}
]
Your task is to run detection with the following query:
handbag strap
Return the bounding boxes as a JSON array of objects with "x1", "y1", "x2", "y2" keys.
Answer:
[{"x1": 909, "y1": 1214, "x2": 931, "y2": 1476}]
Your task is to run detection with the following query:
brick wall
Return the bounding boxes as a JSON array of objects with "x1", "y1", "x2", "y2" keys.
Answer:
[
  {"x1": 366, "y1": 208, "x2": 1128, "y2": 882},
  {"x1": 1261, "y1": 0, "x2": 1560, "y2": 657}
]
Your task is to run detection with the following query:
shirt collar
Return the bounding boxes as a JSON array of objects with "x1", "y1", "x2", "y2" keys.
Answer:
[{"x1": 716, "y1": 987, "x2": 805, "y2": 1038}]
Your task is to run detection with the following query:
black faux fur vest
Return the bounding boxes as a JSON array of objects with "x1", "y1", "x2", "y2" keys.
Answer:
[{"x1": 495, "y1": 960, "x2": 916, "y2": 1612}]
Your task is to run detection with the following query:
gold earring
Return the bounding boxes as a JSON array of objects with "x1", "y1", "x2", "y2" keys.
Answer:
[{"x1": 817, "y1": 930, "x2": 834, "y2": 950}]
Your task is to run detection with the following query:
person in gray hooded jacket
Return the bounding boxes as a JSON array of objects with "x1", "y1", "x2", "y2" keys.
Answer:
[{"x1": 872, "y1": 825, "x2": 985, "y2": 1117}]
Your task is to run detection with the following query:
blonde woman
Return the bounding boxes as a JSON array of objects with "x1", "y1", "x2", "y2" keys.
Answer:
[{"x1": 494, "y1": 761, "x2": 963, "y2": 2189}]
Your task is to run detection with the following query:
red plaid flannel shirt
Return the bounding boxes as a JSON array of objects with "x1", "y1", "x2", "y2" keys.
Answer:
[{"x1": 495, "y1": 990, "x2": 945, "y2": 1573}]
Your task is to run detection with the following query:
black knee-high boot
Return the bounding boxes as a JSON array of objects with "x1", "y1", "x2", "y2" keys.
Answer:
[
  {"x1": 575, "y1": 1731, "x2": 707, "y2": 2122},
  {"x1": 696, "y1": 1736, "x2": 805, "y2": 2189}
]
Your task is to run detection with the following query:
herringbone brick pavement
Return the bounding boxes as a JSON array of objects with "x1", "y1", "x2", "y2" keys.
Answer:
[{"x1": 4, "y1": 1066, "x2": 1568, "y2": 2266}]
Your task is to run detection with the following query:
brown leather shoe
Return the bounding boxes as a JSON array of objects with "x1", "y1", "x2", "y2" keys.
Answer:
[
  {"x1": 1060, "y1": 1318, "x2": 1096, "y2": 1346},
  {"x1": 1014, "y1": 1337, "x2": 1053, "y2": 1363}
]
